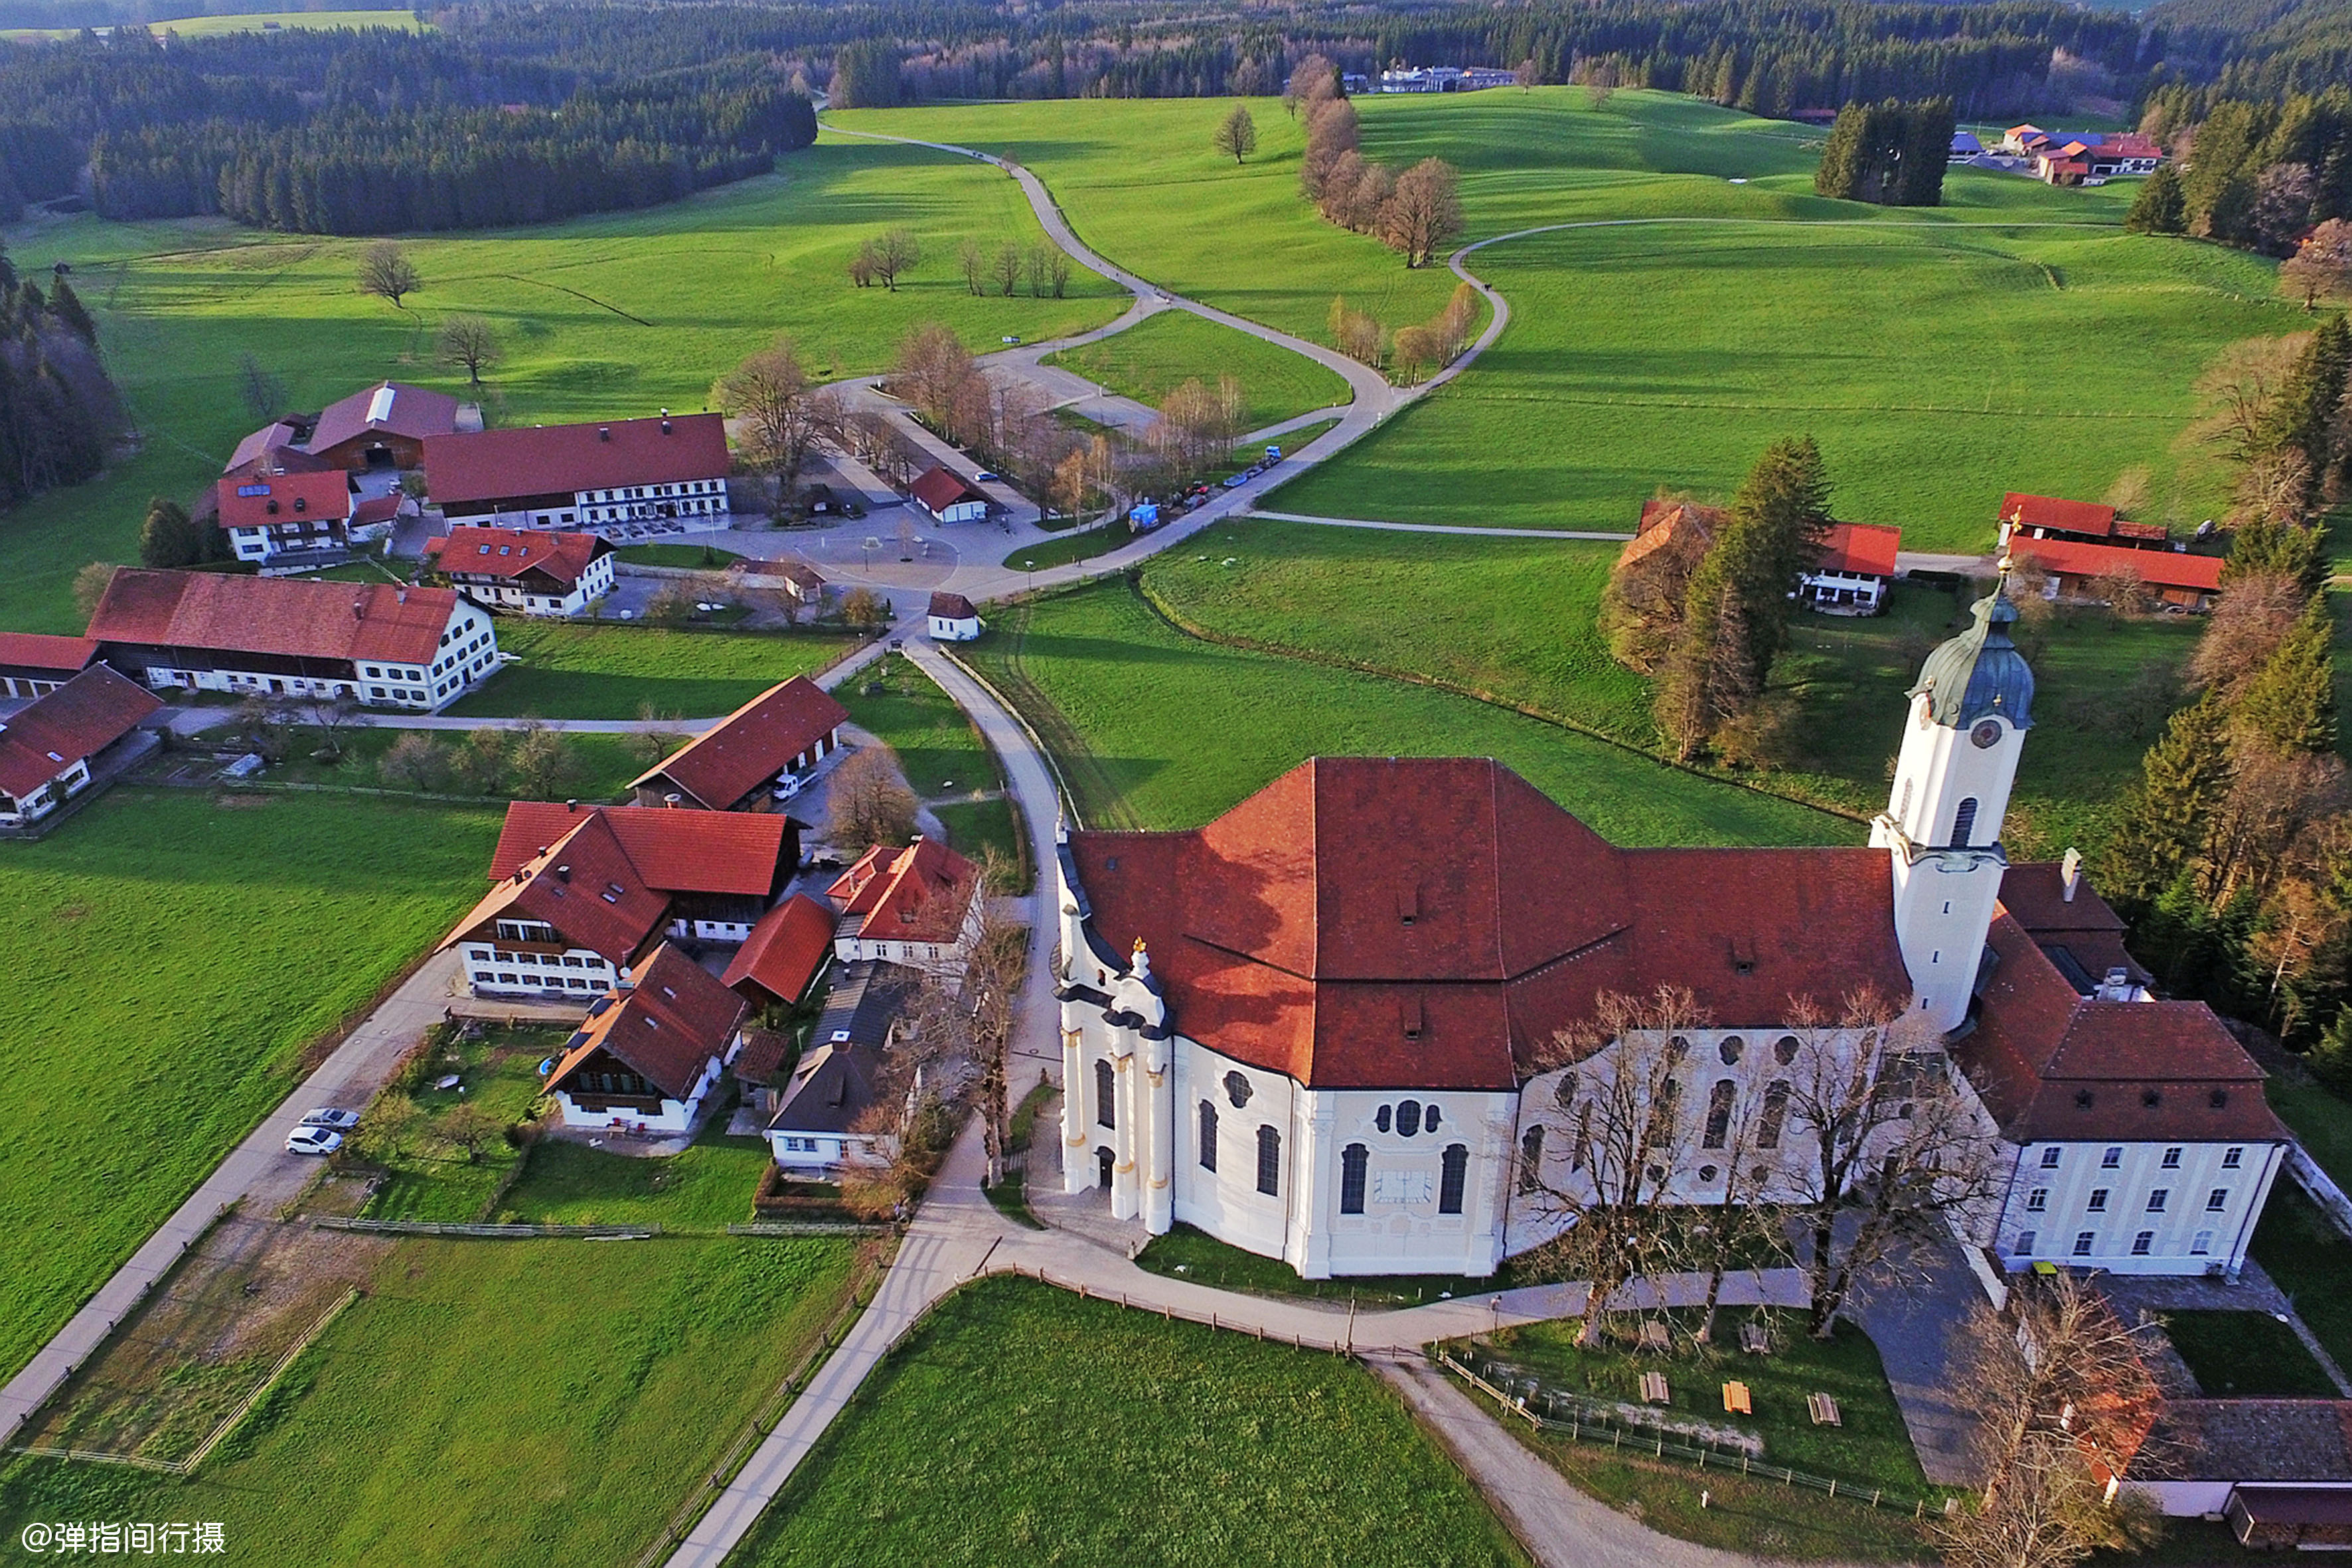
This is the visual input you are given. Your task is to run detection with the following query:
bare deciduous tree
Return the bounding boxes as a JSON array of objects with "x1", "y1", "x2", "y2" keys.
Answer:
[
  {"x1": 507, "y1": 719, "x2": 577, "y2": 799},
  {"x1": 2282, "y1": 218, "x2": 2352, "y2": 311},
  {"x1": 1383, "y1": 157, "x2": 1463, "y2": 268},
  {"x1": 379, "y1": 730, "x2": 451, "y2": 792},
  {"x1": 715, "y1": 337, "x2": 821, "y2": 477},
  {"x1": 957, "y1": 238, "x2": 986, "y2": 297},
  {"x1": 437, "y1": 313, "x2": 500, "y2": 390},
  {"x1": 2191, "y1": 333, "x2": 2306, "y2": 465},
  {"x1": 905, "y1": 858, "x2": 1026, "y2": 1184},
  {"x1": 827, "y1": 744, "x2": 917, "y2": 851},
  {"x1": 72, "y1": 561, "x2": 119, "y2": 620},
  {"x1": 296, "y1": 692, "x2": 362, "y2": 759},
  {"x1": 869, "y1": 228, "x2": 919, "y2": 292},
  {"x1": 992, "y1": 240, "x2": 1024, "y2": 298},
  {"x1": 1212, "y1": 102, "x2": 1259, "y2": 165},
  {"x1": 237, "y1": 352, "x2": 285, "y2": 420},
  {"x1": 356, "y1": 241, "x2": 420, "y2": 310}
]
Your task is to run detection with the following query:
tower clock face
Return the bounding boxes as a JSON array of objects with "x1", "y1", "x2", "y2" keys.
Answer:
[{"x1": 1971, "y1": 720, "x2": 2003, "y2": 749}]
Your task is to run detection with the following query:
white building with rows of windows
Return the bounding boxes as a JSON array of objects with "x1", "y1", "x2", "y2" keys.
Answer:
[
  {"x1": 422, "y1": 414, "x2": 731, "y2": 531},
  {"x1": 1055, "y1": 574, "x2": 2290, "y2": 1279}
]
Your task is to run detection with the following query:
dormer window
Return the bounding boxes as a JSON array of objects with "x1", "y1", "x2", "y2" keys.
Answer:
[{"x1": 2075, "y1": 1089, "x2": 2094, "y2": 1109}]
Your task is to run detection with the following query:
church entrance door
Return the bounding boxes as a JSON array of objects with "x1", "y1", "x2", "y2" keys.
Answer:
[{"x1": 1095, "y1": 1147, "x2": 1113, "y2": 1191}]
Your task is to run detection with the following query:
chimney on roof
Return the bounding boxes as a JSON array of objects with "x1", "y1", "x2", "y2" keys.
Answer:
[
  {"x1": 556, "y1": 864, "x2": 570, "y2": 882},
  {"x1": 665, "y1": 793, "x2": 682, "y2": 809},
  {"x1": 566, "y1": 799, "x2": 579, "y2": 811},
  {"x1": 2098, "y1": 967, "x2": 2138, "y2": 1002},
  {"x1": 598, "y1": 427, "x2": 611, "y2": 441},
  {"x1": 2061, "y1": 847, "x2": 2082, "y2": 903}
]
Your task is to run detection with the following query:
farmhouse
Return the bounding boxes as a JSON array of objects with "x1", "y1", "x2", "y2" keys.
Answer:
[
  {"x1": 927, "y1": 591, "x2": 984, "y2": 641},
  {"x1": 828, "y1": 836, "x2": 982, "y2": 975},
  {"x1": 724, "y1": 892, "x2": 838, "y2": 1011},
  {"x1": 299, "y1": 381, "x2": 460, "y2": 471},
  {"x1": 1054, "y1": 578, "x2": 2286, "y2": 1279},
  {"x1": 215, "y1": 470, "x2": 355, "y2": 565},
  {"x1": 424, "y1": 526, "x2": 616, "y2": 617},
  {"x1": 443, "y1": 799, "x2": 799, "y2": 998},
  {"x1": 2011, "y1": 536, "x2": 2224, "y2": 612},
  {"x1": 541, "y1": 943, "x2": 746, "y2": 1135},
  {"x1": 0, "y1": 665, "x2": 163, "y2": 828},
  {"x1": 2000, "y1": 492, "x2": 2174, "y2": 552},
  {"x1": 1797, "y1": 520, "x2": 1901, "y2": 613},
  {"x1": 85, "y1": 570, "x2": 497, "y2": 710},
  {"x1": 423, "y1": 414, "x2": 730, "y2": 530},
  {"x1": 910, "y1": 467, "x2": 988, "y2": 524},
  {"x1": 631, "y1": 676, "x2": 846, "y2": 811},
  {"x1": 765, "y1": 957, "x2": 921, "y2": 1171},
  {"x1": 0, "y1": 632, "x2": 98, "y2": 698}
]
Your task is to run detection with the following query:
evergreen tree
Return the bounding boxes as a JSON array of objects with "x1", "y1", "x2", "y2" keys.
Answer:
[
  {"x1": 2235, "y1": 597, "x2": 2338, "y2": 755},
  {"x1": 2257, "y1": 313, "x2": 2351, "y2": 509},
  {"x1": 44, "y1": 271, "x2": 93, "y2": 343},
  {"x1": 136, "y1": 495, "x2": 209, "y2": 568},
  {"x1": 2100, "y1": 695, "x2": 2233, "y2": 909},
  {"x1": 2307, "y1": 1005, "x2": 2352, "y2": 1093},
  {"x1": 2223, "y1": 515, "x2": 2328, "y2": 593},
  {"x1": 2124, "y1": 165, "x2": 2187, "y2": 234}
]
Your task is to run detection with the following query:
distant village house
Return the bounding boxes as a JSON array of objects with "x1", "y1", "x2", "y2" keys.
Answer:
[
  {"x1": 909, "y1": 467, "x2": 988, "y2": 524},
  {"x1": 424, "y1": 413, "x2": 731, "y2": 530},
  {"x1": 540, "y1": 943, "x2": 747, "y2": 1135},
  {"x1": 927, "y1": 591, "x2": 984, "y2": 641},
  {"x1": 424, "y1": 526, "x2": 617, "y2": 617}
]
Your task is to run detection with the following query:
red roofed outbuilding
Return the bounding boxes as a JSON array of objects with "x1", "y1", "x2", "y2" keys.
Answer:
[
  {"x1": 423, "y1": 414, "x2": 730, "y2": 530},
  {"x1": 2011, "y1": 535, "x2": 2223, "y2": 611},
  {"x1": 909, "y1": 466, "x2": 988, "y2": 524},
  {"x1": 0, "y1": 665, "x2": 163, "y2": 828},
  {"x1": 630, "y1": 676, "x2": 846, "y2": 812},
  {"x1": 301, "y1": 381, "x2": 459, "y2": 471},
  {"x1": 0, "y1": 632, "x2": 98, "y2": 699},
  {"x1": 723, "y1": 893, "x2": 839, "y2": 1010},
  {"x1": 424, "y1": 526, "x2": 616, "y2": 617}
]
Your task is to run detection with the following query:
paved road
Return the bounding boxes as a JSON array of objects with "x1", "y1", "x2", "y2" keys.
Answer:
[{"x1": 0, "y1": 953, "x2": 467, "y2": 1449}]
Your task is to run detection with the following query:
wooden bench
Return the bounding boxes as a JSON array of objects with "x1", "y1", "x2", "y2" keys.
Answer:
[
  {"x1": 1723, "y1": 1381, "x2": 1753, "y2": 1417},
  {"x1": 1739, "y1": 1322, "x2": 1772, "y2": 1355},
  {"x1": 1638, "y1": 1320, "x2": 1672, "y2": 1352},
  {"x1": 1639, "y1": 1371, "x2": 1670, "y2": 1405},
  {"x1": 1808, "y1": 1392, "x2": 1842, "y2": 1427}
]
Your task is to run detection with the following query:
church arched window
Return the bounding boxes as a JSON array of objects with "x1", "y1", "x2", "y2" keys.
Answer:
[
  {"x1": 1952, "y1": 797, "x2": 1980, "y2": 848},
  {"x1": 1703, "y1": 1080, "x2": 1737, "y2": 1149},
  {"x1": 1518, "y1": 1124, "x2": 1546, "y2": 1193},
  {"x1": 1759, "y1": 1080, "x2": 1792, "y2": 1149},
  {"x1": 1439, "y1": 1144, "x2": 1468, "y2": 1214},
  {"x1": 1340, "y1": 1143, "x2": 1368, "y2": 1214},
  {"x1": 1255, "y1": 1126, "x2": 1281, "y2": 1196},
  {"x1": 1198, "y1": 1099, "x2": 1217, "y2": 1172},
  {"x1": 1095, "y1": 1059, "x2": 1115, "y2": 1129},
  {"x1": 1398, "y1": 1101, "x2": 1423, "y2": 1138}
]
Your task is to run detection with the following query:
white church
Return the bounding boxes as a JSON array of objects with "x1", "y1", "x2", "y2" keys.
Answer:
[{"x1": 1054, "y1": 578, "x2": 2290, "y2": 1280}]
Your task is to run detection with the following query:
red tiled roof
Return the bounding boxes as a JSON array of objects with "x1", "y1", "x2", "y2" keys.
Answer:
[
  {"x1": 0, "y1": 632, "x2": 98, "y2": 676},
  {"x1": 2002, "y1": 493, "x2": 2117, "y2": 537},
  {"x1": 214, "y1": 471, "x2": 353, "y2": 532},
  {"x1": 85, "y1": 570, "x2": 461, "y2": 666},
  {"x1": 723, "y1": 894, "x2": 837, "y2": 1005},
  {"x1": 303, "y1": 381, "x2": 459, "y2": 457},
  {"x1": 910, "y1": 467, "x2": 984, "y2": 515},
  {"x1": 1814, "y1": 521, "x2": 1900, "y2": 578},
  {"x1": 1069, "y1": 758, "x2": 1907, "y2": 1091},
  {"x1": 546, "y1": 943, "x2": 744, "y2": 1101},
  {"x1": 629, "y1": 677, "x2": 846, "y2": 811},
  {"x1": 424, "y1": 526, "x2": 613, "y2": 588},
  {"x1": 2012, "y1": 537, "x2": 2224, "y2": 593},
  {"x1": 352, "y1": 493, "x2": 403, "y2": 528},
  {"x1": 422, "y1": 414, "x2": 728, "y2": 506},
  {"x1": 1622, "y1": 503, "x2": 1719, "y2": 571},
  {"x1": 490, "y1": 801, "x2": 789, "y2": 896},
  {"x1": 447, "y1": 810, "x2": 676, "y2": 968},
  {"x1": 225, "y1": 422, "x2": 336, "y2": 477},
  {"x1": 1956, "y1": 908, "x2": 2284, "y2": 1144},
  {"x1": 0, "y1": 665, "x2": 161, "y2": 797},
  {"x1": 830, "y1": 836, "x2": 977, "y2": 946},
  {"x1": 929, "y1": 591, "x2": 979, "y2": 620}
]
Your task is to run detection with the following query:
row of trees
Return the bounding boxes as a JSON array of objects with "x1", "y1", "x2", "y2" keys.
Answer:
[
  {"x1": 1812, "y1": 97, "x2": 1955, "y2": 206},
  {"x1": 0, "y1": 246, "x2": 116, "y2": 512},
  {"x1": 2126, "y1": 86, "x2": 2352, "y2": 257},
  {"x1": 1292, "y1": 57, "x2": 1464, "y2": 268}
]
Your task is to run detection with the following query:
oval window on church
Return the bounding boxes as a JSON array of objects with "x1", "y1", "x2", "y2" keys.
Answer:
[
  {"x1": 1397, "y1": 1101, "x2": 1423, "y2": 1137},
  {"x1": 1774, "y1": 1036, "x2": 1800, "y2": 1066},
  {"x1": 1224, "y1": 1071, "x2": 1253, "y2": 1109},
  {"x1": 1375, "y1": 1105, "x2": 1391, "y2": 1133},
  {"x1": 1719, "y1": 1038, "x2": 1744, "y2": 1065},
  {"x1": 1972, "y1": 720, "x2": 2002, "y2": 749}
]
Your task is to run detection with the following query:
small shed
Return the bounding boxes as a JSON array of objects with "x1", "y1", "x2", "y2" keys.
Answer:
[
  {"x1": 928, "y1": 591, "x2": 984, "y2": 643},
  {"x1": 910, "y1": 467, "x2": 988, "y2": 524}
]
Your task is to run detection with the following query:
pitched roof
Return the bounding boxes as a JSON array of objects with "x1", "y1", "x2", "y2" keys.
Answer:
[
  {"x1": 447, "y1": 810, "x2": 678, "y2": 968},
  {"x1": 225, "y1": 422, "x2": 335, "y2": 477},
  {"x1": 929, "y1": 591, "x2": 979, "y2": 621},
  {"x1": 352, "y1": 493, "x2": 404, "y2": 529},
  {"x1": 1955, "y1": 894, "x2": 2285, "y2": 1145},
  {"x1": 2001, "y1": 492, "x2": 2117, "y2": 537},
  {"x1": 2012, "y1": 536, "x2": 2224, "y2": 593},
  {"x1": 910, "y1": 467, "x2": 984, "y2": 514},
  {"x1": 0, "y1": 665, "x2": 161, "y2": 797},
  {"x1": 85, "y1": 570, "x2": 459, "y2": 666},
  {"x1": 0, "y1": 632, "x2": 97, "y2": 676},
  {"x1": 545, "y1": 943, "x2": 744, "y2": 1101},
  {"x1": 489, "y1": 801, "x2": 790, "y2": 896},
  {"x1": 767, "y1": 1040, "x2": 888, "y2": 1135},
  {"x1": 2124, "y1": 1401, "x2": 2352, "y2": 1483},
  {"x1": 1813, "y1": 521, "x2": 1900, "y2": 578},
  {"x1": 422, "y1": 414, "x2": 728, "y2": 505},
  {"x1": 723, "y1": 893, "x2": 837, "y2": 1006},
  {"x1": 303, "y1": 381, "x2": 459, "y2": 456},
  {"x1": 424, "y1": 526, "x2": 613, "y2": 588},
  {"x1": 829, "y1": 836, "x2": 978, "y2": 946},
  {"x1": 629, "y1": 677, "x2": 846, "y2": 810},
  {"x1": 1068, "y1": 758, "x2": 1909, "y2": 1091},
  {"x1": 214, "y1": 470, "x2": 353, "y2": 531},
  {"x1": 802, "y1": 957, "x2": 921, "y2": 1053}
]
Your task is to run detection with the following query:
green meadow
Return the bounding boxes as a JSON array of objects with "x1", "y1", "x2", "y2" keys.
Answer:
[
  {"x1": 0, "y1": 133, "x2": 1121, "y2": 631},
  {"x1": 1043, "y1": 308, "x2": 1353, "y2": 430},
  {"x1": 0, "y1": 1237, "x2": 858, "y2": 1568},
  {"x1": 734, "y1": 1275, "x2": 1524, "y2": 1567},
  {"x1": 966, "y1": 578, "x2": 1841, "y2": 844},
  {"x1": 0, "y1": 788, "x2": 498, "y2": 1381},
  {"x1": 1, "y1": 9, "x2": 424, "y2": 40},
  {"x1": 447, "y1": 619, "x2": 860, "y2": 720}
]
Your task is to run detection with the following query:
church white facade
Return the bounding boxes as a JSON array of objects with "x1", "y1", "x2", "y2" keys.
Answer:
[{"x1": 1054, "y1": 576, "x2": 2293, "y2": 1281}]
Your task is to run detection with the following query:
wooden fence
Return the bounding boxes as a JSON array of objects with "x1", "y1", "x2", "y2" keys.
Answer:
[{"x1": 313, "y1": 1217, "x2": 658, "y2": 1239}]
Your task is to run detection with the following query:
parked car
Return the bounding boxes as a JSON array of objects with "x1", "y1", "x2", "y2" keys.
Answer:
[
  {"x1": 975, "y1": 470, "x2": 1001, "y2": 483},
  {"x1": 300, "y1": 1108, "x2": 360, "y2": 1131},
  {"x1": 286, "y1": 1126, "x2": 344, "y2": 1156},
  {"x1": 772, "y1": 773, "x2": 804, "y2": 802}
]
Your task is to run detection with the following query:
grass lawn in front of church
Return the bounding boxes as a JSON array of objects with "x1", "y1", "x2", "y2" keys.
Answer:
[{"x1": 731, "y1": 1273, "x2": 1528, "y2": 1567}]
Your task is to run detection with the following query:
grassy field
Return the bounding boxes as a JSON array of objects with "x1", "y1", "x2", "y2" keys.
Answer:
[
  {"x1": 0, "y1": 1236, "x2": 859, "y2": 1567},
  {"x1": 1044, "y1": 309, "x2": 1352, "y2": 430},
  {"x1": 1137, "y1": 1221, "x2": 1496, "y2": 1307},
  {"x1": 732, "y1": 1273, "x2": 1525, "y2": 1567},
  {"x1": 449, "y1": 620, "x2": 858, "y2": 719},
  {"x1": 615, "y1": 542, "x2": 745, "y2": 569},
  {"x1": 2, "y1": 9, "x2": 424, "y2": 39},
  {"x1": 1001, "y1": 519, "x2": 1136, "y2": 571},
  {"x1": 836, "y1": 652, "x2": 1027, "y2": 880},
  {"x1": 965, "y1": 578, "x2": 1843, "y2": 844},
  {"x1": 2252, "y1": 1185, "x2": 2352, "y2": 1375},
  {"x1": 0, "y1": 787, "x2": 499, "y2": 1380},
  {"x1": 1140, "y1": 518, "x2": 2201, "y2": 860},
  {"x1": 268, "y1": 722, "x2": 649, "y2": 800},
  {"x1": 496, "y1": 1118, "x2": 775, "y2": 1230},
  {"x1": 0, "y1": 134, "x2": 1122, "y2": 632},
  {"x1": 2163, "y1": 1310, "x2": 2341, "y2": 1399},
  {"x1": 360, "y1": 1024, "x2": 572, "y2": 1223}
]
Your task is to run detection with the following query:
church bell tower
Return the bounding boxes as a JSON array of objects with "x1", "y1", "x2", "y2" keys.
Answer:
[{"x1": 1870, "y1": 544, "x2": 2036, "y2": 1032}]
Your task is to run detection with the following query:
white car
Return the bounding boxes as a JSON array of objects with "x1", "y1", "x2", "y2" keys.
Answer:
[
  {"x1": 286, "y1": 1125, "x2": 344, "y2": 1156},
  {"x1": 772, "y1": 773, "x2": 804, "y2": 801},
  {"x1": 300, "y1": 1108, "x2": 360, "y2": 1131}
]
